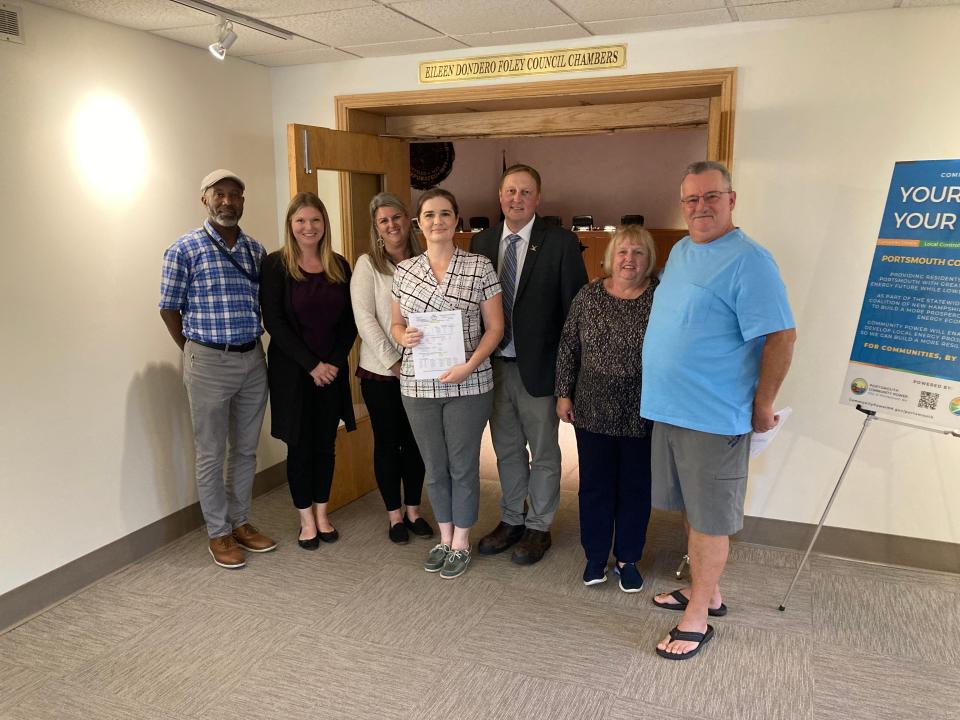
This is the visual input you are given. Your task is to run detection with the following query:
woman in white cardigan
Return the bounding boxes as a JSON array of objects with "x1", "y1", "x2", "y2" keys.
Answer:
[{"x1": 350, "y1": 192, "x2": 435, "y2": 544}]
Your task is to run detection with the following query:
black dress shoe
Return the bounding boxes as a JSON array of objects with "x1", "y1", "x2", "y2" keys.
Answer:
[
  {"x1": 389, "y1": 522, "x2": 409, "y2": 544},
  {"x1": 511, "y1": 529, "x2": 551, "y2": 565},
  {"x1": 318, "y1": 528, "x2": 339, "y2": 543},
  {"x1": 478, "y1": 521, "x2": 525, "y2": 555},
  {"x1": 297, "y1": 529, "x2": 320, "y2": 550},
  {"x1": 403, "y1": 516, "x2": 435, "y2": 538}
]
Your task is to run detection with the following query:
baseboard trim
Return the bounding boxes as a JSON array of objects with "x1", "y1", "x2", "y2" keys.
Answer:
[
  {"x1": 0, "y1": 463, "x2": 287, "y2": 634},
  {"x1": 736, "y1": 515, "x2": 960, "y2": 574},
  {"x1": 4, "y1": 483, "x2": 958, "y2": 634}
]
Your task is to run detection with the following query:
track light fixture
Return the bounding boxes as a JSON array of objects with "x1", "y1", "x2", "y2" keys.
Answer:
[{"x1": 208, "y1": 19, "x2": 237, "y2": 60}]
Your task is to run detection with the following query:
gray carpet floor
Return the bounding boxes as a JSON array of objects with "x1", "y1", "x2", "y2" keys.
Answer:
[{"x1": 3, "y1": 432, "x2": 960, "y2": 719}]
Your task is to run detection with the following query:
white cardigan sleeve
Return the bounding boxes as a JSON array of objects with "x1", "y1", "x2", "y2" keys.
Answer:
[{"x1": 350, "y1": 254, "x2": 402, "y2": 373}]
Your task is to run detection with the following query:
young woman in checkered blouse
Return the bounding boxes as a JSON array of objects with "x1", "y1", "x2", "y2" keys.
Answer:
[{"x1": 390, "y1": 188, "x2": 504, "y2": 579}]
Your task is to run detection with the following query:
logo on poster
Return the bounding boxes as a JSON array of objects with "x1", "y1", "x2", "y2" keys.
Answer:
[
  {"x1": 851, "y1": 378, "x2": 868, "y2": 395},
  {"x1": 949, "y1": 397, "x2": 960, "y2": 416}
]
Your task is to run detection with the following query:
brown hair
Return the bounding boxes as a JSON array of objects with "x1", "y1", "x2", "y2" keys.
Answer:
[
  {"x1": 281, "y1": 192, "x2": 346, "y2": 283},
  {"x1": 602, "y1": 225, "x2": 657, "y2": 278},
  {"x1": 415, "y1": 187, "x2": 460, "y2": 219},
  {"x1": 367, "y1": 192, "x2": 422, "y2": 275},
  {"x1": 499, "y1": 163, "x2": 542, "y2": 192}
]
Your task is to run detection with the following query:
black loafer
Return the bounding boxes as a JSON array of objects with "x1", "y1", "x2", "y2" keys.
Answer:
[
  {"x1": 389, "y1": 522, "x2": 409, "y2": 544},
  {"x1": 318, "y1": 528, "x2": 339, "y2": 543},
  {"x1": 297, "y1": 529, "x2": 320, "y2": 550},
  {"x1": 403, "y1": 516, "x2": 435, "y2": 538}
]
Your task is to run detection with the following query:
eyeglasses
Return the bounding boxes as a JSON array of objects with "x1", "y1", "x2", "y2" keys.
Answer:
[{"x1": 680, "y1": 191, "x2": 733, "y2": 209}]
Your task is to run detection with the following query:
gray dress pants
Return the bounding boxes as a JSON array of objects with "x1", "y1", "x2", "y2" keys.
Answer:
[
  {"x1": 489, "y1": 360, "x2": 561, "y2": 531},
  {"x1": 402, "y1": 391, "x2": 493, "y2": 529},
  {"x1": 182, "y1": 340, "x2": 268, "y2": 538}
]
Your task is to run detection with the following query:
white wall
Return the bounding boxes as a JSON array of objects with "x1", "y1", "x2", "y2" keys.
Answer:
[
  {"x1": 411, "y1": 131, "x2": 706, "y2": 229},
  {"x1": 0, "y1": 2, "x2": 282, "y2": 596},
  {"x1": 271, "y1": 7, "x2": 960, "y2": 544}
]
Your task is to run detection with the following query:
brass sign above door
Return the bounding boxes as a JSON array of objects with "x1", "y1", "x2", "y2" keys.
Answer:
[{"x1": 419, "y1": 44, "x2": 626, "y2": 84}]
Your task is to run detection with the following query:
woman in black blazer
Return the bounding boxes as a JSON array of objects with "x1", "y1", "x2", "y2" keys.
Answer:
[{"x1": 260, "y1": 192, "x2": 356, "y2": 549}]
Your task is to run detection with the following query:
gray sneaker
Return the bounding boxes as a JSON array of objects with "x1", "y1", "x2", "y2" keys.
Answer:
[
  {"x1": 440, "y1": 547, "x2": 471, "y2": 579},
  {"x1": 424, "y1": 543, "x2": 451, "y2": 572}
]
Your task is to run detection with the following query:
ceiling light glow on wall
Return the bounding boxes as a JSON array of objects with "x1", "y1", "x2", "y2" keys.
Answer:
[
  {"x1": 209, "y1": 19, "x2": 237, "y2": 60},
  {"x1": 72, "y1": 94, "x2": 146, "y2": 201}
]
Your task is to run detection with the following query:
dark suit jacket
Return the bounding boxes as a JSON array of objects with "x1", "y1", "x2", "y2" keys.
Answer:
[
  {"x1": 471, "y1": 216, "x2": 588, "y2": 397},
  {"x1": 260, "y1": 251, "x2": 357, "y2": 445}
]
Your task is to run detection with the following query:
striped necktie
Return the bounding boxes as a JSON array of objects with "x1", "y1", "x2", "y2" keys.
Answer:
[{"x1": 499, "y1": 234, "x2": 522, "y2": 351}]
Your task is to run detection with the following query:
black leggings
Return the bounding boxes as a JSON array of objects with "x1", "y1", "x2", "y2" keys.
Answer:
[
  {"x1": 360, "y1": 378, "x2": 425, "y2": 511},
  {"x1": 286, "y1": 375, "x2": 343, "y2": 509}
]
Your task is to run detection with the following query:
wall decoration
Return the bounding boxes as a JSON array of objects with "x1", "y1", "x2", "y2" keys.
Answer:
[{"x1": 410, "y1": 142, "x2": 456, "y2": 190}]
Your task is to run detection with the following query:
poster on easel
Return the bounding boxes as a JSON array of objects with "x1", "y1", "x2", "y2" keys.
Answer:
[{"x1": 841, "y1": 159, "x2": 960, "y2": 429}]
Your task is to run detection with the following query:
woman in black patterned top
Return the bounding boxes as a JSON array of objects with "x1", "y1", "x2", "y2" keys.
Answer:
[
  {"x1": 555, "y1": 225, "x2": 659, "y2": 592},
  {"x1": 391, "y1": 188, "x2": 503, "y2": 579}
]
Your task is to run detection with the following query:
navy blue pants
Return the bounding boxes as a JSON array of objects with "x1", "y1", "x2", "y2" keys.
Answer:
[{"x1": 575, "y1": 428, "x2": 652, "y2": 565}]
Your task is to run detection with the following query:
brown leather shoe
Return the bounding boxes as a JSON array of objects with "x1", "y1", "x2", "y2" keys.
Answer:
[
  {"x1": 477, "y1": 521, "x2": 525, "y2": 555},
  {"x1": 232, "y1": 523, "x2": 277, "y2": 553},
  {"x1": 511, "y1": 529, "x2": 552, "y2": 565},
  {"x1": 209, "y1": 535, "x2": 246, "y2": 568}
]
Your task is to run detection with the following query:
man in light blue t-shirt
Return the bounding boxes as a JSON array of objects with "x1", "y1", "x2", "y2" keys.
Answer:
[{"x1": 640, "y1": 161, "x2": 796, "y2": 660}]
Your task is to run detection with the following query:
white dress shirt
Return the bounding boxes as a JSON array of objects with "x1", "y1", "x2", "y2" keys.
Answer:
[{"x1": 496, "y1": 216, "x2": 535, "y2": 357}]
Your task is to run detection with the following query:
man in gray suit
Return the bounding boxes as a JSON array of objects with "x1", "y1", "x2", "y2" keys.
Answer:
[{"x1": 471, "y1": 164, "x2": 588, "y2": 565}]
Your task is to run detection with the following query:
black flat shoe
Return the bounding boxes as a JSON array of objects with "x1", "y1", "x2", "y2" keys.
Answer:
[
  {"x1": 297, "y1": 529, "x2": 320, "y2": 550},
  {"x1": 389, "y1": 522, "x2": 410, "y2": 544},
  {"x1": 403, "y1": 516, "x2": 435, "y2": 538},
  {"x1": 318, "y1": 528, "x2": 339, "y2": 543}
]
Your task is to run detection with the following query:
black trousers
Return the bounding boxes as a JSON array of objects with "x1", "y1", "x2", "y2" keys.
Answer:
[
  {"x1": 575, "y1": 427, "x2": 652, "y2": 564},
  {"x1": 286, "y1": 375, "x2": 343, "y2": 509},
  {"x1": 361, "y1": 378, "x2": 425, "y2": 511}
]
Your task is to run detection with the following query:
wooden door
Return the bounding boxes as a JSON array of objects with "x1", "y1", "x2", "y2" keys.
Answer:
[
  {"x1": 287, "y1": 124, "x2": 411, "y2": 415},
  {"x1": 287, "y1": 124, "x2": 410, "y2": 264}
]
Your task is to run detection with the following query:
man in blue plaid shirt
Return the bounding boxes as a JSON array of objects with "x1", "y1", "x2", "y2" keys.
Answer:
[{"x1": 160, "y1": 169, "x2": 277, "y2": 569}]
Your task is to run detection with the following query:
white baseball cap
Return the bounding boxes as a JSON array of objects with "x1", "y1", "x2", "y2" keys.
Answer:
[{"x1": 200, "y1": 169, "x2": 245, "y2": 193}]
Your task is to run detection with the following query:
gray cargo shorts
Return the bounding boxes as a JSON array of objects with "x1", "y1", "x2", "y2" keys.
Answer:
[{"x1": 651, "y1": 421, "x2": 750, "y2": 536}]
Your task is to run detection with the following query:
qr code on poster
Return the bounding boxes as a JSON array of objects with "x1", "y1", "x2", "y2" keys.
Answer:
[{"x1": 918, "y1": 391, "x2": 939, "y2": 410}]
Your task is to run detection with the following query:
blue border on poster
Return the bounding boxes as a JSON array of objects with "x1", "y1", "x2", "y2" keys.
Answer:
[{"x1": 843, "y1": 160, "x2": 960, "y2": 426}]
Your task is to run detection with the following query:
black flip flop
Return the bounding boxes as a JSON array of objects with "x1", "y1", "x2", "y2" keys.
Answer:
[
  {"x1": 652, "y1": 589, "x2": 728, "y2": 617},
  {"x1": 656, "y1": 624, "x2": 715, "y2": 660}
]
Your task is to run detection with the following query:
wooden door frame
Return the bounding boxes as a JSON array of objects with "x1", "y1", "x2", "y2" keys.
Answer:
[
  {"x1": 330, "y1": 68, "x2": 735, "y2": 260},
  {"x1": 334, "y1": 67, "x2": 735, "y2": 164}
]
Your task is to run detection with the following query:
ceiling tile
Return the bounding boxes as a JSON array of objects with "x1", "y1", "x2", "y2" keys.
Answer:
[
  {"x1": 242, "y1": 46, "x2": 356, "y2": 66},
  {"x1": 585, "y1": 8, "x2": 732, "y2": 33},
  {"x1": 342, "y1": 36, "x2": 466, "y2": 58},
  {"x1": 390, "y1": 0, "x2": 574, "y2": 35},
  {"x1": 215, "y1": 0, "x2": 373, "y2": 16},
  {"x1": 152, "y1": 22, "x2": 321, "y2": 56},
  {"x1": 552, "y1": 0, "x2": 726, "y2": 23},
  {"x1": 735, "y1": 0, "x2": 894, "y2": 19},
  {"x1": 30, "y1": 0, "x2": 211, "y2": 30},
  {"x1": 455, "y1": 24, "x2": 591, "y2": 49},
  {"x1": 270, "y1": 5, "x2": 438, "y2": 46}
]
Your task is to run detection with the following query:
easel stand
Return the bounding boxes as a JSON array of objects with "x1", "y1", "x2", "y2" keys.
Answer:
[{"x1": 779, "y1": 404, "x2": 959, "y2": 611}]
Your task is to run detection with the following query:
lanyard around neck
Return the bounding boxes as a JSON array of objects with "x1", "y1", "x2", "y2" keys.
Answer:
[{"x1": 203, "y1": 227, "x2": 259, "y2": 283}]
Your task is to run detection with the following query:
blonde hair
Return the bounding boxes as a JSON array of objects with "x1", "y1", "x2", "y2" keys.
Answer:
[
  {"x1": 281, "y1": 192, "x2": 346, "y2": 283},
  {"x1": 367, "y1": 192, "x2": 422, "y2": 275},
  {"x1": 602, "y1": 225, "x2": 657, "y2": 278}
]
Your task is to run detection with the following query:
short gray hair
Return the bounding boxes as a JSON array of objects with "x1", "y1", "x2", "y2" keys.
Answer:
[{"x1": 681, "y1": 161, "x2": 733, "y2": 191}]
